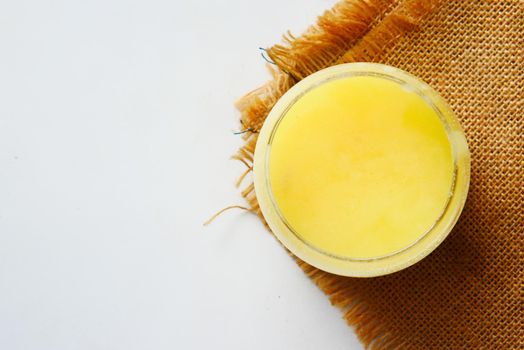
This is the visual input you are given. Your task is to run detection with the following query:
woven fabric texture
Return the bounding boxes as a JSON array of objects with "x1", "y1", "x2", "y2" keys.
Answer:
[{"x1": 234, "y1": 1, "x2": 523, "y2": 348}]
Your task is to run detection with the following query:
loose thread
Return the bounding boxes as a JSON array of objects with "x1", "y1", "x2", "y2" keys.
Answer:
[
  {"x1": 235, "y1": 166, "x2": 253, "y2": 188},
  {"x1": 231, "y1": 154, "x2": 252, "y2": 169},
  {"x1": 234, "y1": 119, "x2": 259, "y2": 135},
  {"x1": 233, "y1": 129, "x2": 258, "y2": 135},
  {"x1": 259, "y1": 47, "x2": 299, "y2": 81},
  {"x1": 203, "y1": 205, "x2": 253, "y2": 226},
  {"x1": 259, "y1": 47, "x2": 277, "y2": 65}
]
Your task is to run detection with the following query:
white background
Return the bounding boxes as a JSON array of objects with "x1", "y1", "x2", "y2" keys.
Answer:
[{"x1": 0, "y1": 0, "x2": 362, "y2": 349}]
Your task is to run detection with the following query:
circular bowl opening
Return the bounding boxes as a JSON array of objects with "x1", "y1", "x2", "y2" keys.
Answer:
[{"x1": 253, "y1": 63, "x2": 470, "y2": 277}]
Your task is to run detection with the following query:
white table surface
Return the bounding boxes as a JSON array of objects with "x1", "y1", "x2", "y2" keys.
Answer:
[{"x1": 0, "y1": 0, "x2": 362, "y2": 348}]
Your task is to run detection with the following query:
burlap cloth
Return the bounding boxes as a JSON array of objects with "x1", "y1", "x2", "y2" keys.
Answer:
[{"x1": 233, "y1": 1, "x2": 523, "y2": 348}]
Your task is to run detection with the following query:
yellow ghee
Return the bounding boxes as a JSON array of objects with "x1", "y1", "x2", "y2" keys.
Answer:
[
  {"x1": 268, "y1": 76, "x2": 453, "y2": 259},
  {"x1": 253, "y1": 63, "x2": 470, "y2": 276}
]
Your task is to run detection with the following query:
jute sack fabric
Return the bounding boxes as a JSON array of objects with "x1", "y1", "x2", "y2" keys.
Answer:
[{"x1": 234, "y1": 1, "x2": 523, "y2": 348}]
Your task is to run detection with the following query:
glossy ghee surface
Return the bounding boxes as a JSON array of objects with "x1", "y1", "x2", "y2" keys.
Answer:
[{"x1": 268, "y1": 76, "x2": 454, "y2": 259}]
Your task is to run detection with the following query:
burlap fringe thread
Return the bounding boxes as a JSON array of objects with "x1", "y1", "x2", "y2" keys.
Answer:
[{"x1": 233, "y1": 0, "x2": 446, "y2": 349}]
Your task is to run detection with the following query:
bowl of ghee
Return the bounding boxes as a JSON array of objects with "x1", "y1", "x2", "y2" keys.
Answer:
[{"x1": 253, "y1": 63, "x2": 470, "y2": 277}]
